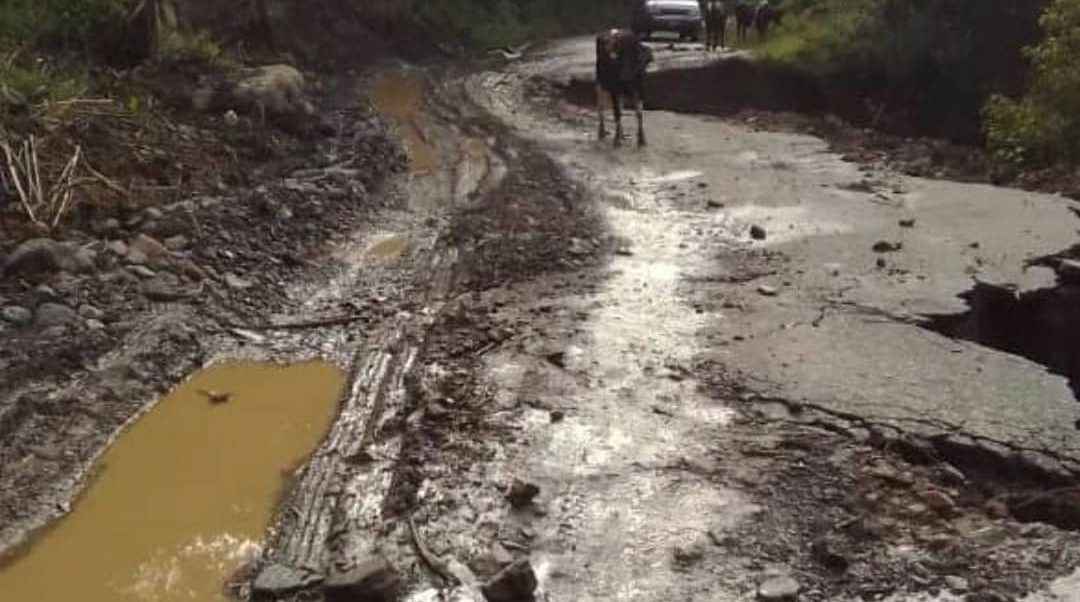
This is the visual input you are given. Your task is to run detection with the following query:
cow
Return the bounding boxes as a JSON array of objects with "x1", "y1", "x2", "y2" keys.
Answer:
[
  {"x1": 754, "y1": 1, "x2": 781, "y2": 39},
  {"x1": 703, "y1": 1, "x2": 731, "y2": 51},
  {"x1": 595, "y1": 29, "x2": 653, "y2": 147},
  {"x1": 734, "y1": 1, "x2": 755, "y2": 43}
]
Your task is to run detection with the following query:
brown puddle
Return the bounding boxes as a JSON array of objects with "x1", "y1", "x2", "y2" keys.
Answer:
[
  {"x1": 0, "y1": 361, "x2": 344, "y2": 602},
  {"x1": 369, "y1": 72, "x2": 436, "y2": 173}
]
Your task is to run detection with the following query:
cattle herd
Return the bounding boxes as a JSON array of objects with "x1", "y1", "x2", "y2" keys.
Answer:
[
  {"x1": 594, "y1": 1, "x2": 782, "y2": 147},
  {"x1": 706, "y1": 1, "x2": 783, "y2": 50}
]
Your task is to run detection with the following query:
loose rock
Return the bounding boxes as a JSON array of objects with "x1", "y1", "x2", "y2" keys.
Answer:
[
  {"x1": 323, "y1": 558, "x2": 400, "y2": 602},
  {"x1": 899, "y1": 218, "x2": 917, "y2": 228},
  {"x1": 126, "y1": 247, "x2": 149, "y2": 265},
  {"x1": 35, "y1": 302, "x2": 77, "y2": 327},
  {"x1": 750, "y1": 225, "x2": 767, "y2": 240},
  {"x1": 78, "y1": 304, "x2": 105, "y2": 320},
  {"x1": 225, "y1": 273, "x2": 254, "y2": 290},
  {"x1": 142, "y1": 277, "x2": 189, "y2": 302},
  {"x1": 1, "y1": 306, "x2": 33, "y2": 325},
  {"x1": 672, "y1": 540, "x2": 706, "y2": 565},
  {"x1": 107, "y1": 240, "x2": 129, "y2": 257},
  {"x1": 917, "y1": 488, "x2": 957, "y2": 515},
  {"x1": 164, "y1": 235, "x2": 190, "y2": 251},
  {"x1": 945, "y1": 576, "x2": 970, "y2": 593},
  {"x1": 872, "y1": 240, "x2": 903, "y2": 253},
  {"x1": 758, "y1": 284, "x2": 779, "y2": 296},
  {"x1": 758, "y1": 576, "x2": 800, "y2": 601},
  {"x1": 130, "y1": 265, "x2": 157, "y2": 279},
  {"x1": 482, "y1": 558, "x2": 538, "y2": 602},
  {"x1": 129, "y1": 234, "x2": 170, "y2": 263},
  {"x1": 3, "y1": 238, "x2": 91, "y2": 276},
  {"x1": 252, "y1": 563, "x2": 323, "y2": 599},
  {"x1": 507, "y1": 479, "x2": 540, "y2": 508}
]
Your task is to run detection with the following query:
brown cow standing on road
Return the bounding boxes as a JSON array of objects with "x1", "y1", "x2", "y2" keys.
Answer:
[{"x1": 595, "y1": 29, "x2": 653, "y2": 147}]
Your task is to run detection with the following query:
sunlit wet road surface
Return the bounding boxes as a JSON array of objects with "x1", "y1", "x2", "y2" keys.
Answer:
[{"x1": 0, "y1": 361, "x2": 343, "y2": 602}]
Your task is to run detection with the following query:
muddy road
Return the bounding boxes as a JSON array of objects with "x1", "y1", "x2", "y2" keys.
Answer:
[{"x1": 4, "y1": 37, "x2": 1080, "y2": 602}]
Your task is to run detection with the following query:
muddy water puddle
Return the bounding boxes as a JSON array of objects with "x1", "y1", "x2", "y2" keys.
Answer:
[
  {"x1": 370, "y1": 72, "x2": 436, "y2": 174},
  {"x1": 0, "y1": 361, "x2": 343, "y2": 602}
]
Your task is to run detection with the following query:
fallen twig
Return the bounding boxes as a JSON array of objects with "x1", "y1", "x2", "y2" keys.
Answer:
[
  {"x1": 407, "y1": 515, "x2": 459, "y2": 586},
  {"x1": 82, "y1": 158, "x2": 130, "y2": 198}
]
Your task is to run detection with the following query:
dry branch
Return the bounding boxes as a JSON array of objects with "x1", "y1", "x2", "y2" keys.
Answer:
[{"x1": 0, "y1": 132, "x2": 82, "y2": 230}]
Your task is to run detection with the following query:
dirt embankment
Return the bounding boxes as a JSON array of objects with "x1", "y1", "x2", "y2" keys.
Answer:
[{"x1": 0, "y1": 0, "x2": 425, "y2": 552}]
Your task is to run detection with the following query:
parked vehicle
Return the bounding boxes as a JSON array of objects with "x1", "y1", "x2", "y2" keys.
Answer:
[{"x1": 632, "y1": 0, "x2": 704, "y2": 40}]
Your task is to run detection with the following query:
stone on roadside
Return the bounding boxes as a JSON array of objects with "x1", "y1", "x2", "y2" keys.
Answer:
[
  {"x1": 35, "y1": 302, "x2": 77, "y2": 327},
  {"x1": 252, "y1": 563, "x2": 323, "y2": 599},
  {"x1": 129, "y1": 234, "x2": 170, "y2": 263},
  {"x1": 750, "y1": 225, "x2": 767, "y2": 240},
  {"x1": 78, "y1": 304, "x2": 105, "y2": 320},
  {"x1": 917, "y1": 488, "x2": 957, "y2": 515},
  {"x1": 945, "y1": 576, "x2": 970, "y2": 593},
  {"x1": 507, "y1": 479, "x2": 540, "y2": 509},
  {"x1": 143, "y1": 207, "x2": 165, "y2": 221},
  {"x1": 93, "y1": 218, "x2": 121, "y2": 235},
  {"x1": 758, "y1": 576, "x2": 800, "y2": 602},
  {"x1": 481, "y1": 558, "x2": 538, "y2": 602},
  {"x1": 86, "y1": 319, "x2": 106, "y2": 330},
  {"x1": 126, "y1": 247, "x2": 149, "y2": 265},
  {"x1": 130, "y1": 265, "x2": 157, "y2": 279},
  {"x1": 2, "y1": 306, "x2": 33, "y2": 325},
  {"x1": 323, "y1": 558, "x2": 400, "y2": 602},
  {"x1": 3, "y1": 238, "x2": 92, "y2": 276},
  {"x1": 164, "y1": 235, "x2": 190, "y2": 251},
  {"x1": 758, "y1": 284, "x2": 779, "y2": 296},
  {"x1": 33, "y1": 284, "x2": 60, "y2": 300},
  {"x1": 872, "y1": 240, "x2": 902, "y2": 253},
  {"x1": 673, "y1": 540, "x2": 706, "y2": 565},
  {"x1": 107, "y1": 240, "x2": 129, "y2": 257},
  {"x1": 142, "y1": 277, "x2": 188, "y2": 302},
  {"x1": 225, "y1": 272, "x2": 254, "y2": 290},
  {"x1": 174, "y1": 259, "x2": 209, "y2": 281}
]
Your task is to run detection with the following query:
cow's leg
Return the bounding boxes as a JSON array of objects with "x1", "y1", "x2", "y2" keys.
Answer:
[
  {"x1": 612, "y1": 90, "x2": 624, "y2": 147},
  {"x1": 596, "y1": 84, "x2": 609, "y2": 140},
  {"x1": 635, "y1": 93, "x2": 646, "y2": 147}
]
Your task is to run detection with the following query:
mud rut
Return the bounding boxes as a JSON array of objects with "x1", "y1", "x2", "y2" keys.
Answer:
[{"x1": 236, "y1": 52, "x2": 1080, "y2": 602}]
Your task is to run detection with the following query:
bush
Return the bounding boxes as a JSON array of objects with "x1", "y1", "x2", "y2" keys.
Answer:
[
  {"x1": 760, "y1": 0, "x2": 1045, "y2": 143},
  {"x1": 0, "y1": 0, "x2": 128, "y2": 103},
  {"x1": 0, "y1": 0, "x2": 127, "y2": 55},
  {"x1": 984, "y1": 0, "x2": 1080, "y2": 165}
]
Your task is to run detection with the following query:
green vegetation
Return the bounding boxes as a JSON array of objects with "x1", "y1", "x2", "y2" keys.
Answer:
[
  {"x1": 984, "y1": 0, "x2": 1080, "y2": 166},
  {"x1": 0, "y1": 0, "x2": 126, "y2": 103},
  {"x1": 759, "y1": 0, "x2": 1047, "y2": 148}
]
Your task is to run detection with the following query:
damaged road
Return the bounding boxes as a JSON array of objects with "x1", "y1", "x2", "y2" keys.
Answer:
[{"x1": 5, "y1": 35, "x2": 1080, "y2": 602}]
